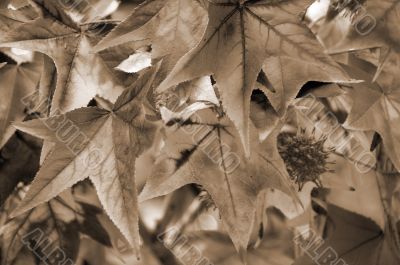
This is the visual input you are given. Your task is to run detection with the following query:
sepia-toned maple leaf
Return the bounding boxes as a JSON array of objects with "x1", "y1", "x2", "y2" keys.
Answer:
[
  {"x1": 156, "y1": 0, "x2": 351, "y2": 156},
  {"x1": 294, "y1": 165, "x2": 400, "y2": 265},
  {"x1": 343, "y1": 55, "x2": 400, "y2": 172},
  {"x1": 0, "y1": 54, "x2": 42, "y2": 148},
  {"x1": 140, "y1": 107, "x2": 297, "y2": 253},
  {"x1": 0, "y1": 0, "x2": 399, "y2": 264},
  {"x1": 294, "y1": 202, "x2": 400, "y2": 265},
  {"x1": 9, "y1": 66, "x2": 159, "y2": 257},
  {"x1": 327, "y1": 0, "x2": 400, "y2": 74},
  {"x1": 95, "y1": 0, "x2": 208, "y2": 84},
  {"x1": 0, "y1": 0, "x2": 137, "y2": 113}
]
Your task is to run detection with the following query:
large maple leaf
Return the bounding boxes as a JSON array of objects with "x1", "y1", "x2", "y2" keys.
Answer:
[
  {"x1": 156, "y1": 0, "x2": 351, "y2": 155},
  {"x1": 95, "y1": 0, "x2": 208, "y2": 83},
  {"x1": 10, "y1": 66, "x2": 159, "y2": 256},
  {"x1": 0, "y1": 0, "x2": 138, "y2": 113},
  {"x1": 343, "y1": 55, "x2": 400, "y2": 171},
  {"x1": 139, "y1": 107, "x2": 297, "y2": 252}
]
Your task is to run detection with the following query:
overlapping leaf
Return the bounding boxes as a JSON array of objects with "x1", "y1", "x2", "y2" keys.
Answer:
[
  {"x1": 294, "y1": 165, "x2": 400, "y2": 265},
  {"x1": 294, "y1": 202, "x2": 400, "y2": 265},
  {"x1": 95, "y1": 0, "x2": 208, "y2": 83},
  {"x1": 140, "y1": 107, "x2": 297, "y2": 252},
  {"x1": 0, "y1": 0, "x2": 399, "y2": 263},
  {"x1": 0, "y1": 0, "x2": 138, "y2": 113},
  {"x1": 11, "y1": 66, "x2": 159, "y2": 257},
  {"x1": 1, "y1": 196, "x2": 79, "y2": 265},
  {"x1": 343, "y1": 55, "x2": 400, "y2": 171},
  {"x1": 157, "y1": 0, "x2": 351, "y2": 155},
  {"x1": 0, "y1": 190, "x2": 109, "y2": 265},
  {"x1": 327, "y1": 0, "x2": 400, "y2": 60},
  {"x1": 0, "y1": 54, "x2": 42, "y2": 148}
]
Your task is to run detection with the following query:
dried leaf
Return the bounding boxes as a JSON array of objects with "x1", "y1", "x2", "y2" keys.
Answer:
[
  {"x1": 157, "y1": 0, "x2": 350, "y2": 155},
  {"x1": 140, "y1": 108, "x2": 297, "y2": 252},
  {"x1": 0, "y1": 1, "x2": 136, "y2": 113},
  {"x1": 95, "y1": 0, "x2": 208, "y2": 83},
  {"x1": 11, "y1": 66, "x2": 159, "y2": 257}
]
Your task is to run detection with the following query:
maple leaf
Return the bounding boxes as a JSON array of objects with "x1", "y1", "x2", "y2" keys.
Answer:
[
  {"x1": 0, "y1": 54, "x2": 42, "y2": 148},
  {"x1": 10, "y1": 66, "x2": 159, "y2": 256},
  {"x1": 2, "y1": 0, "x2": 400, "y2": 262},
  {"x1": 327, "y1": 0, "x2": 400, "y2": 72},
  {"x1": 321, "y1": 169, "x2": 387, "y2": 229},
  {"x1": 0, "y1": 0, "x2": 138, "y2": 113},
  {"x1": 294, "y1": 165, "x2": 400, "y2": 265},
  {"x1": 342, "y1": 55, "x2": 400, "y2": 172},
  {"x1": 95, "y1": 0, "x2": 208, "y2": 83},
  {"x1": 156, "y1": 0, "x2": 351, "y2": 156},
  {"x1": 294, "y1": 202, "x2": 400, "y2": 265},
  {"x1": 140, "y1": 107, "x2": 297, "y2": 252}
]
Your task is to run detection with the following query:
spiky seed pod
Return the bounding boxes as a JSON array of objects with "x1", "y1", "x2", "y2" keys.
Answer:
[{"x1": 277, "y1": 131, "x2": 335, "y2": 191}]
